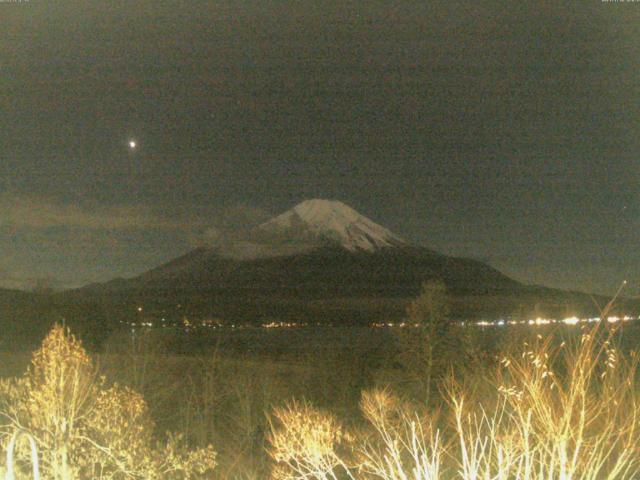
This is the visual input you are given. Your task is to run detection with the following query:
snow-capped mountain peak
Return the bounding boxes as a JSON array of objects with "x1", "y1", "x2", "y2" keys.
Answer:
[{"x1": 258, "y1": 199, "x2": 405, "y2": 252}]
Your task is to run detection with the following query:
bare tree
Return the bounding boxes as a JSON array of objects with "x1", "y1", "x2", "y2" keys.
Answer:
[{"x1": 396, "y1": 280, "x2": 471, "y2": 405}]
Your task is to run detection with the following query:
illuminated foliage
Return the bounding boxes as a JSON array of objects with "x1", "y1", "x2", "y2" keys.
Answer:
[
  {"x1": 358, "y1": 389, "x2": 441, "y2": 479},
  {"x1": 268, "y1": 400, "x2": 354, "y2": 480},
  {"x1": 269, "y1": 324, "x2": 640, "y2": 479},
  {"x1": 0, "y1": 324, "x2": 217, "y2": 479}
]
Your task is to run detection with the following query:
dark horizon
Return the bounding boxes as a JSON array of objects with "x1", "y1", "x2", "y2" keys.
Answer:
[{"x1": 2, "y1": 1, "x2": 639, "y2": 295}]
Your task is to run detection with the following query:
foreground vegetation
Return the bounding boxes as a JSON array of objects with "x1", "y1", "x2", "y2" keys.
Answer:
[
  {"x1": 267, "y1": 283, "x2": 640, "y2": 479},
  {"x1": 0, "y1": 282, "x2": 639, "y2": 478},
  {"x1": 0, "y1": 325, "x2": 217, "y2": 479},
  {"x1": 270, "y1": 324, "x2": 640, "y2": 479}
]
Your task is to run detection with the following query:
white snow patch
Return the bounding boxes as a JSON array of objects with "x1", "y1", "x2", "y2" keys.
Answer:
[{"x1": 259, "y1": 199, "x2": 405, "y2": 252}]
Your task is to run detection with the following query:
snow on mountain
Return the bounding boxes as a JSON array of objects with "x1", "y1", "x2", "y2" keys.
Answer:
[{"x1": 258, "y1": 199, "x2": 406, "y2": 252}]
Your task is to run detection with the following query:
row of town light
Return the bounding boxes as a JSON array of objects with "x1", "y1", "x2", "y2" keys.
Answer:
[{"x1": 475, "y1": 315, "x2": 637, "y2": 327}]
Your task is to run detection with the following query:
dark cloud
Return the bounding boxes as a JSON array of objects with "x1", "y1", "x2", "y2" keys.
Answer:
[
  {"x1": 0, "y1": 194, "x2": 181, "y2": 230},
  {"x1": 0, "y1": 195, "x2": 269, "y2": 289}
]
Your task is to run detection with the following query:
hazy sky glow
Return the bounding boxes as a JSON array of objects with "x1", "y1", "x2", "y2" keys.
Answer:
[{"x1": 1, "y1": 1, "x2": 639, "y2": 294}]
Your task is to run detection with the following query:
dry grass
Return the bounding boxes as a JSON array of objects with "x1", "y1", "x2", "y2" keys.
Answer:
[
  {"x1": 269, "y1": 399, "x2": 354, "y2": 480},
  {"x1": 268, "y1": 323, "x2": 640, "y2": 479}
]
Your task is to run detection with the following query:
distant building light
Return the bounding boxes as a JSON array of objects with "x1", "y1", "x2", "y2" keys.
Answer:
[{"x1": 562, "y1": 316, "x2": 580, "y2": 325}]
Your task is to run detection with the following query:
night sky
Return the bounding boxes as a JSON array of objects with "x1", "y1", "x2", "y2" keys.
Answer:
[{"x1": 1, "y1": 1, "x2": 639, "y2": 294}]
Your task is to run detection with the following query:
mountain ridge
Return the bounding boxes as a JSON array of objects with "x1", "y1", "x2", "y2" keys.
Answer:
[
  {"x1": 77, "y1": 199, "x2": 520, "y2": 293},
  {"x1": 64, "y1": 199, "x2": 630, "y2": 324}
]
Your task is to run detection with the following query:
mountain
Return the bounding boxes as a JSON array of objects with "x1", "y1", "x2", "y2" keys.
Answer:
[
  {"x1": 69, "y1": 199, "x2": 624, "y2": 324},
  {"x1": 98, "y1": 199, "x2": 518, "y2": 295}
]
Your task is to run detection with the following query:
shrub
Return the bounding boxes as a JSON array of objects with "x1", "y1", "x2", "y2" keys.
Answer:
[
  {"x1": 268, "y1": 399, "x2": 354, "y2": 479},
  {"x1": 0, "y1": 324, "x2": 217, "y2": 479}
]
